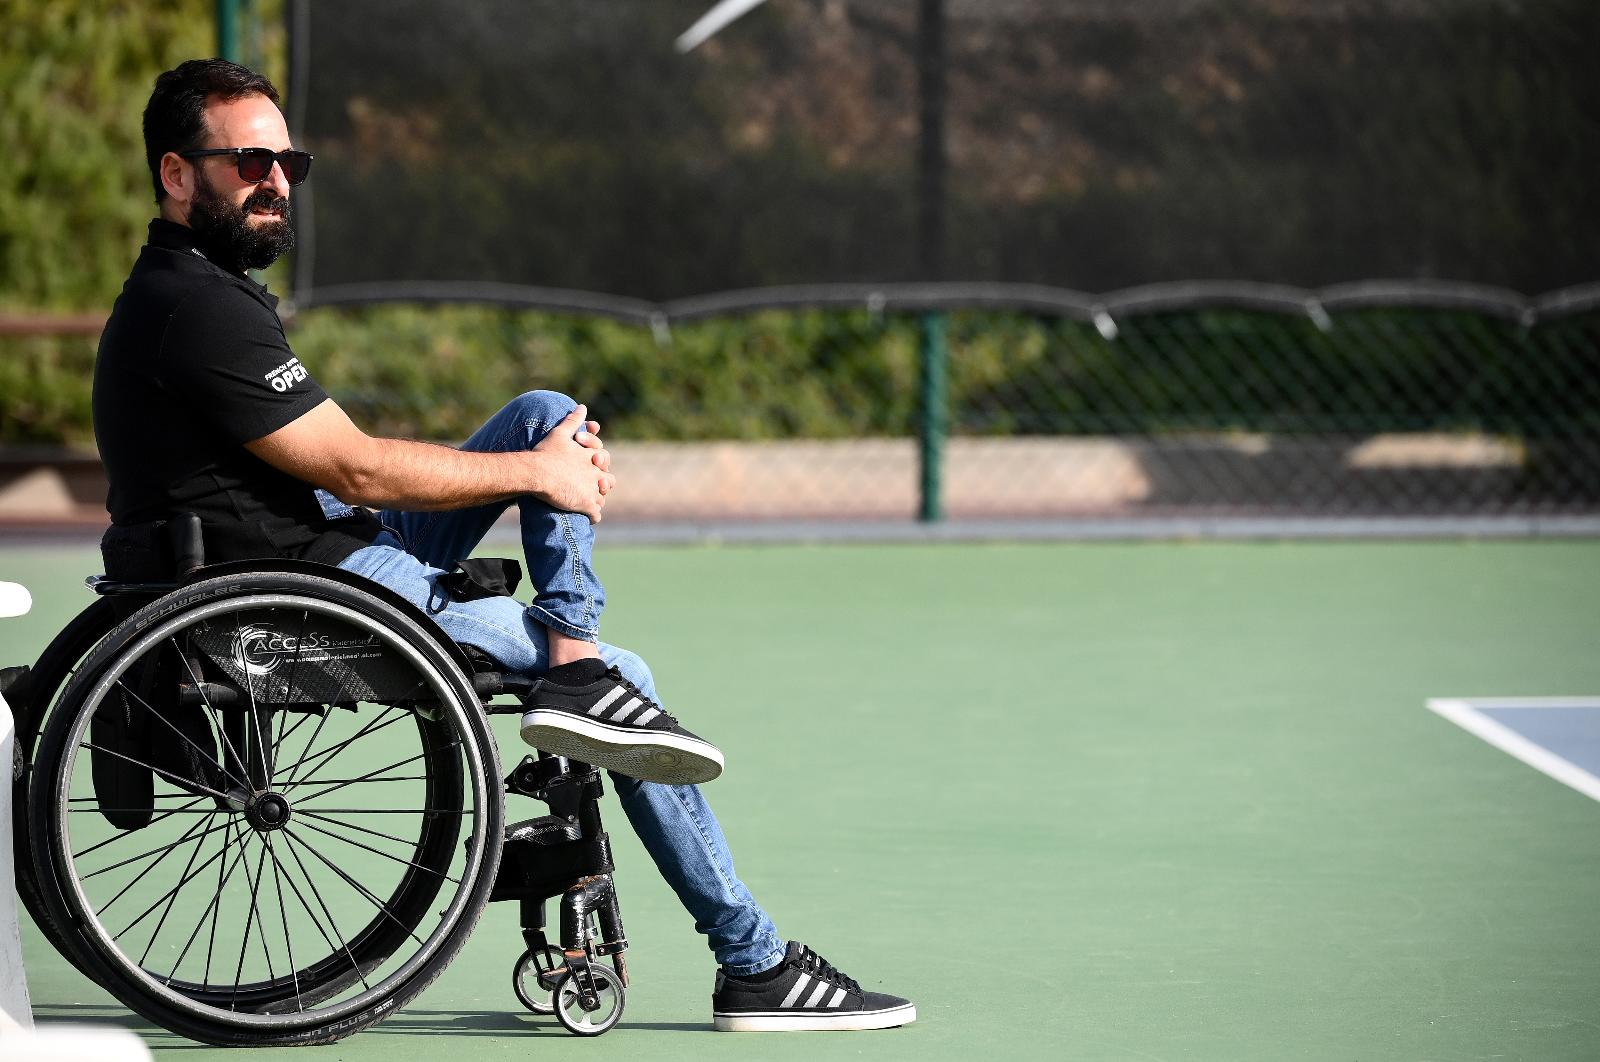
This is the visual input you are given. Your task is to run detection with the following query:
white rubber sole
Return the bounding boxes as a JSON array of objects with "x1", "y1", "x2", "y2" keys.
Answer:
[
  {"x1": 519, "y1": 710, "x2": 724, "y2": 785},
  {"x1": 712, "y1": 1003, "x2": 917, "y2": 1032}
]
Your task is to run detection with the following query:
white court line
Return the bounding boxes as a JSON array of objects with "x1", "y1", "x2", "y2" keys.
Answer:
[{"x1": 1427, "y1": 697, "x2": 1600, "y2": 804}]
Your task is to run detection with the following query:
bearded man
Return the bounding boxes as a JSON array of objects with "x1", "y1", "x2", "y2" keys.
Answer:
[{"x1": 90, "y1": 58, "x2": 914, "y2": 1033}]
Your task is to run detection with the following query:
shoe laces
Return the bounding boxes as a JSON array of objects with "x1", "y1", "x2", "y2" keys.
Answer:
[
  {"x1": 795, "y1": 944, "x2": 859, "y2": 993},
  {"x1": 605, "y1": 666, "x2": 678, "y2": 728}
]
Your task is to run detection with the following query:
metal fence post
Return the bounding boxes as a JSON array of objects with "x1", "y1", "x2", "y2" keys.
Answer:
[
  {"x1": 216, "y1": 0, "x2": 239, "y2": 60},
  {"x1": 918, "y1": 311, "x2": 948, "y2": 522}
]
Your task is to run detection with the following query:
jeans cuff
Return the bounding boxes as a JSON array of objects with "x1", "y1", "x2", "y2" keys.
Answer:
[
  {"x1": 720, "y1": 942, "x2": 788, "y2": 978},
  {"x1": 526, "y1": 602, "x2": 599, "y2": 642}
]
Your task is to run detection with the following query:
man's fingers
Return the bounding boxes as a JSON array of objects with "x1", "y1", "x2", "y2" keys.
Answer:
[{"x1": 590, "y1": 448, "x2": 611, "y2": 472}]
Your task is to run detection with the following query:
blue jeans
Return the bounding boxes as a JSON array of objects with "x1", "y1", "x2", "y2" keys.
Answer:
[{"x1": 330, "y1": 391, "x2": 783, "y2": 975}]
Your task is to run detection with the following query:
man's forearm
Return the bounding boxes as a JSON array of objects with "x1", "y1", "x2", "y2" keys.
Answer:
[
  {"x1": 245, "y1": 398, "x2": 612, "y2": 520},
  {"x1": 340, "y1": 437, "x2": 549, "y2": 511}
]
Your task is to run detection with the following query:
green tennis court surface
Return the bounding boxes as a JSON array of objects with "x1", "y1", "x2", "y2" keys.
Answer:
[{"x1": 6, "y1": 539, "x2": 1599, "y2": 1060}]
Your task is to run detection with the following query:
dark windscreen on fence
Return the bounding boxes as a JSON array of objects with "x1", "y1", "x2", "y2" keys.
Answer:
[{"x1": 288, "y1": 0, "x2": 1598, "y2": 315}]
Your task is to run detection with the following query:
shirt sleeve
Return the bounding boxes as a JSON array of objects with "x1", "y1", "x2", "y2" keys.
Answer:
[{"x1": 157, "y1": 280, "x2": 329, "y2": 445}]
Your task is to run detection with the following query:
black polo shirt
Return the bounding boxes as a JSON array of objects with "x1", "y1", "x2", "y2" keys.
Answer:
[{"x1": 93, "y1": 219, "x2": 380, "y2": 568}]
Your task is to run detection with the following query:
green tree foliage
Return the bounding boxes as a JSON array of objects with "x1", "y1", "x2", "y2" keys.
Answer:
[{"x1": 0, "y1": 1, "x2": 213, "y2": 310}]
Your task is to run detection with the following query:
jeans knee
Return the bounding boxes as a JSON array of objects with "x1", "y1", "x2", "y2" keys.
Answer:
[
  {"x1": 508, "y1": 389, "x2": 577, "y2": 430},
  {"x1": 604, "y1": 647, "x2": 656, "y2": 698}
]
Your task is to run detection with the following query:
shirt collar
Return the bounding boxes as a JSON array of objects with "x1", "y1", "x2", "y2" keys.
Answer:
[
  {"x1": 147, "y1": 217, "x2": 214, "y2": 261},
  {"x1": 145, "y1": 218, "x2": 278, "y2": 307}
]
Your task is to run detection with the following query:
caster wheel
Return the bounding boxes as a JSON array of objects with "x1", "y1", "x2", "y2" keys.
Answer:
[
  {"x1": 553, "y1": 964, "x2": 625, "y2": 1036},
  {"x1": 512, "y1": 947, "x2": 567, "y2": 1015}
]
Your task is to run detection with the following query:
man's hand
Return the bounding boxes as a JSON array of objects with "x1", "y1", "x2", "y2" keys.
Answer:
[
  {"x1": 575, "y1": 416, "x2": 612, "y2": 474},
  {"x1": 533, "y1": 406, "x2": 616, "y2": 521}
]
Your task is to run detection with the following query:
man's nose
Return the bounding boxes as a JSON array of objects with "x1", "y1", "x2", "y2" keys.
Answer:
[{"x1": 260, "y1": 159, "x2": 291, "y2": 198}]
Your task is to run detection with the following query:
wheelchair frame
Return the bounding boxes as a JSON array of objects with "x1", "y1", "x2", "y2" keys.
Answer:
[{"x1": 4, "y1": 554, "x2": 631, "y2": 1044}]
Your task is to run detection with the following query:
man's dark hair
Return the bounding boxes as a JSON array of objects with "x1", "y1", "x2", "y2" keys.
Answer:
[{"x1": 144, "y1": 58, "x2": 281, "y2": 203}]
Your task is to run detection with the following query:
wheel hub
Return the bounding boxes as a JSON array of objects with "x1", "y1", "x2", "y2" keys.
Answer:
[{"x1": 244, "y1": 791, "x2": 292, "y2": 832}]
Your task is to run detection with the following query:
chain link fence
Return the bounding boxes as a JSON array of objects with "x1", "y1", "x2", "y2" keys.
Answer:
[
  {"x1": 2, "y1": 300, "x2": 1596, "y2": 531},
  {"x1": 304, "y1": 300, "x2": 1592, "y2": 529}
]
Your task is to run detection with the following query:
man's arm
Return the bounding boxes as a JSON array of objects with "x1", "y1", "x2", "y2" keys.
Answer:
[{"x1": 244, "y1": 397, "x2": 616, "y2": 520}]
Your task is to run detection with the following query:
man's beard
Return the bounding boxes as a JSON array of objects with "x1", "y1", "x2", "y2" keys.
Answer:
[{"x1": 187, "y1": 169, "x2": 295, "y2": 272}]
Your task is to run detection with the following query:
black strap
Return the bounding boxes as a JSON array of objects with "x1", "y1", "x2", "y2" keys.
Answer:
[{"x1": 439, "y1": 557, "x2": 523, "y2": 602}]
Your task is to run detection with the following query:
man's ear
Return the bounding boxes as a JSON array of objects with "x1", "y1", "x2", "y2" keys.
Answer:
[{"x1": 159, "y1": 151, "x2": 193, "y2": 206}]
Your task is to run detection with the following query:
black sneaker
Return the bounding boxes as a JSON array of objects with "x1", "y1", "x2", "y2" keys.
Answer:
[
  {"x1": 712, "y1": 942, "x2": 916, "y2": 1032},
  {"x1": 518, "y1": 663, "x2": 724, "y2": 785}
]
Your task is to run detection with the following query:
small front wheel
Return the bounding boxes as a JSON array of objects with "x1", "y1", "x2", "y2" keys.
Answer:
[
  {"x1": 511, "y1": 946, "x2": 565, "y2": 1015},
  {"x1": 552, "y1": 963, "x2": 624, "y2": 1036}
]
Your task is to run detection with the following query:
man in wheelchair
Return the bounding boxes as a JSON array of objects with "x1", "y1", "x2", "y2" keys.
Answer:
[{"x1": 78, "y1": 57, "x2": 915, "y2": 1036}]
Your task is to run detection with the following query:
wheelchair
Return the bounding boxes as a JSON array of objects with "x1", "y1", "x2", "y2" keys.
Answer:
[{"x1": 3, "y1": 516, "x2": 631, "y2": 1044}]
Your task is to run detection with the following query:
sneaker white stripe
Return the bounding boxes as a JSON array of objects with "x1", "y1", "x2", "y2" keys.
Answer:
[
  {"x1": 779, "y1": 973, "x2": 812, "y2": 1008},
  {"x1": 803, "y1": 981, "x2": 832, "y2": 1008},
  {"x1": 586, "y1": 685, "x2": 628, "y2": 716},
  {"x1": 615, "y1": 699, "x2": 654, "y2": 724},
  {"x1": 608, "y1": 696, "x2": 642, "y2": 721},
  {"x1": 826, "y1": 986, "x2": 846, "y2": 1007},
  {"x1": 631, "y1": 705, "x2": 661, "y2": 725}
]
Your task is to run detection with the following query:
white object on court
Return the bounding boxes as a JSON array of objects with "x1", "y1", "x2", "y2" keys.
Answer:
[
  {"x1": 1, "y1": 582, "x2": 33, "y2": 1031},
  {"x1": 0, "y1": 1026, "x2": 154, "y2": 1062},
  {"x1": 0, "y1": 585, "x2": 153, "y2": 1058},
  {"x1": 0, "y1": 582, "x2": 31, "y2": 619}
]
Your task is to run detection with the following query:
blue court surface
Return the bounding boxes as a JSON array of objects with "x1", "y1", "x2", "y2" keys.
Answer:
[{"x1": 1427, "y1": 698, "x2": 1600, "y2": 803}]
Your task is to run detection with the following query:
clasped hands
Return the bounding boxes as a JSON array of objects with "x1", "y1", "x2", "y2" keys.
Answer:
[{"x1": 533, "y1": 404, "x2": 616, "y2": 522}]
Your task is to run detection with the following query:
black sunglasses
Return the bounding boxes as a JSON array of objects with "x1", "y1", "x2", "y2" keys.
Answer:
[{"x1": 178, "y1": 147, "x2": 314, "y2": 185}]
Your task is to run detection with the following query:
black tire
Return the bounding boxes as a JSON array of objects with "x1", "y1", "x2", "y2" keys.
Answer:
[
  {"x1": 10, "y1": 597, "x2": 124, "y2": 985},
  {"x1": 28, "y1": 570, "x2": 503, "y2": 1046}
]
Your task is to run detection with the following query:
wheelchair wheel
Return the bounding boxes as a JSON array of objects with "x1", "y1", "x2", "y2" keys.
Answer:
[
  {"x1": 511, "y1": 946, "x2": 564, "y2": 1015},
  {"x1": 552, "y1": 963, "x2": 624, "y2": 1036},
  {"x1": 28, "y1": 569, "x2": 503, "y2": 1046}
]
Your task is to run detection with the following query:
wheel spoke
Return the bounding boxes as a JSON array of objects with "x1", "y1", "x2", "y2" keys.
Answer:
[
  {"x1": 295, "y1": 809, "x2": 427, "y2": 852},
  {"x1": 84, "y1": 810, "x2": 227, "y2": 889},
  {"x1": 110, "y1": 673, "x2": 246, "y2": 791},
  {"x1": 233, "y1": 607, "x2": 272, "y2": 793},
  {"x1": 77, "y1": 739, "x2": 230, "y2": 801},
  {"x1": 202, "y1": 817, "x2": 249, "y2": 990},
  {"x1": 260, "y1": 832, "x2": 346, "y2": 993},
  {"x1": 263, "y1": 834, "x2": 303, "y2": 1012},
  {"x1": 135, "y1": 809, "x2": 224, "y2": 968},
  {"x1": 158, "y1": 818, "x2": 252, "y2": 986},
  {"x1": 72, "y1": 806, "x2": 221, "y2": 814},
  {"x1": 276, "y1": 693, "x2": 338, "y2": 790},
  {"x1": 230, "y1": 827, "x2": 277, "y2": 1008},
  {"x1": 287, "y1": 751, "x2": 430, "y2": 804},
  {"x1": 115, "y1": 826, "x2": 232, "y2": 945},
  {"x1": 271, "y1": 711, "x2": 317, "y2": 773},
  {"x1": 170, "y1": 636, "x2": 252, "y2": 789},
  {"x1": 285, "y1": 775, "x2": 427, "y2": 786},
  {"x1": 284, "y1": 819, "x2": 460, "y2": 884},
  {"x1": 73, "y1": 794, "x2": 212, "y2": 859},
  {"x1": 275, "y1": 706, "x2": 406, "y2": 790},
  {"x1": 306, "y1": 808, "x2": 465, "y2": 816},
  {"x1": 277, "y1": 829, "x2": 372, "y2": 993},
  {"x1": 287, "y1": 835, "x2": 426, "y2": 949}
]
